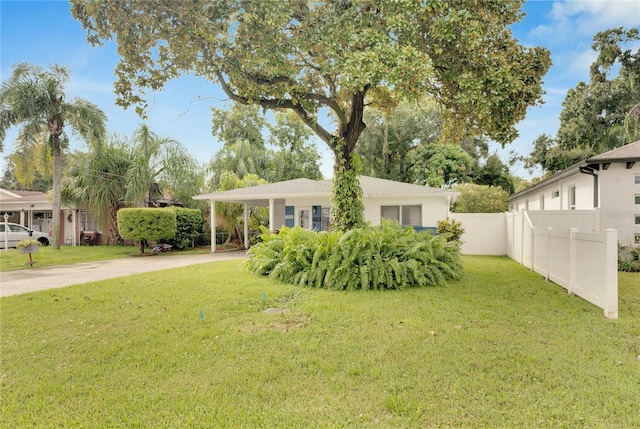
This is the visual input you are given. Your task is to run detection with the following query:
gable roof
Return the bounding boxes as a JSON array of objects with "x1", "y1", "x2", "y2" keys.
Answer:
[
  {"x1": 510, "y1": 140, "x2": 640, "y2": 201},
  {"x1": 194, "y1": 176, "x2": 455, "y2": 205}
]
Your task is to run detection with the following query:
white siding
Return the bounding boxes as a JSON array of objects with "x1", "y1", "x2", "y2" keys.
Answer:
[{"x1": 599, "y1": 162, "x2": 640, "y2": 246}]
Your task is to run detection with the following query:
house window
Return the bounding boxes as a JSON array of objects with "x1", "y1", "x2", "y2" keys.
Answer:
[
  {"x1": 552, "y1": 190, "x2": 559, "y2": 198},
  {"x1": 635, "y1": 195, "x2": 640, "y2": 205},
  {"x1": 635, "y1": 215, "x2": 640, "y2": 225},
  {"x1": 381, "y1": 206, "x2": 400, "y2": 222},
  {"x1": 636, "y1": 234, "x2": 640, "y2": 245},
  {"x1": 635, "y1": 175, "x2": 640, "y2": 185},
  {"x1": 569, "y1": 186, "x2": 576, "y2": 210},
  {"x1": 381, "y1": 205, "x2": 422, "y2": 227},
  {"x1": 78, "y1": 210, "x2": 99, "y2": 232}
]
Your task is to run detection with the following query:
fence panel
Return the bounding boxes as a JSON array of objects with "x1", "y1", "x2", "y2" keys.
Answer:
[{"x1": 450, "y1": 213, "x2": 507, "y2": 255}]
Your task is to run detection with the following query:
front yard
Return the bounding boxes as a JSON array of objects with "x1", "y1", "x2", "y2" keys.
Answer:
[{"x1": 1, "y1": 256, "x2": 638, "y2": 428}]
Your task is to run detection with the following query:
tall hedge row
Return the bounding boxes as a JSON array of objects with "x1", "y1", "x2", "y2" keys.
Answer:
[
  {"x1": 167, "y1": 207, "x2": 202, "y2": 250},
  {"x1": 245, "y1": 221, "x2": 463, "y2": 290}
]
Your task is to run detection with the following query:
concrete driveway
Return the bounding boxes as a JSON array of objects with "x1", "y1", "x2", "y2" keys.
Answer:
[{"x1": 0, "y1": 251, "x2": 247, "y2": 297}]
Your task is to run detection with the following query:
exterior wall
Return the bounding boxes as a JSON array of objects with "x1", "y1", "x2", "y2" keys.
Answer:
[
  {"x1": 281, "y1": 195, "x2": 450, "y2": 230},
  {"x1": 510, "y1": 171, "x2": 594, "y2": 212},
  {"x1": 598, "y1": 162, "x2": 640, "y2": 246},
  {"x1": 364, "y1": 196, "x2": 450, "y2": 228}
]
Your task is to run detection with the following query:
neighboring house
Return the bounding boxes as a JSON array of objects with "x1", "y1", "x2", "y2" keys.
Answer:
[
  {"x1": 194, "y1": 176, "x2": 457, "y2": 251},
  {"x1": 509, "y1": 140, "x2": 640, "y2": 246},
  {"x1": 0, "y1": 188, "x2": 99, "y2": 246}
]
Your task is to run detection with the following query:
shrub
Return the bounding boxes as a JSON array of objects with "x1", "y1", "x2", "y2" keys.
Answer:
[
  {"x1": 246, "y1": 220, "x2": 463, "y2": 290},
  {"x1": 436, "y1": 218, "x2": 465, "y2": 242},
  {"x1": 117, "y1": 208, "x2": 177, "y2": 253},
  {"x1": 166, "y1": 207, "x2": 202, "y2": 250},
  {"x1": 618, "y1": 246, "x2": 640, "y2": 272},
  {"x1": 451, "y1": 183, "x2": 509, "y2": 213}
]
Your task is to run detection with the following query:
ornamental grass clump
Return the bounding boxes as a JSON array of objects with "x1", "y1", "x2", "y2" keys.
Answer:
[{"x1": 246, "y1": 221, "x2": 462, "y2": 290}]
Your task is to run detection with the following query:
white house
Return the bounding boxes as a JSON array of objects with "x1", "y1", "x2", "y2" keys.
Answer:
[
  {"x1": 193, "y1": 176, "x2": 457, "y2": 252},
  {"x1": 0, "y1": 188, "x2": 98, "y2": 246},
  {"x1": 509, "y1": 141, "x2": 640, "y2": 246}
]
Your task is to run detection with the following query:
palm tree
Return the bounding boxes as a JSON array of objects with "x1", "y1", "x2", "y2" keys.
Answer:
[
  {"x1": 63, "y1": 140, "x2": 131, "y2": 245},
  {"x1": 125, "y1": 124, "x2": 203, "y2": 208},
  {"x1": 0, "y1": 63, "x2": 106, "y2": 249},
  {"x1": 64, "y1": 126, "x2": 203, "y2": 244}
]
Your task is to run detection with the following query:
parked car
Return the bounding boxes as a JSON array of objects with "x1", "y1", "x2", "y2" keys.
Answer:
[{"x1": 0, "y1": 222, "x2": 50, "y2": 249}]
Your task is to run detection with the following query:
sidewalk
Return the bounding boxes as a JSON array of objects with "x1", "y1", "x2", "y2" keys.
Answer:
[{"x1": 0, "y1": 251, "x2": 247, "y2": 297}]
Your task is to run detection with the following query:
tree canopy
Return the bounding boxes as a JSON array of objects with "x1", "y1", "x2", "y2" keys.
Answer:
[
  {"x1": 522, "y1": 27, "x2": 640, "y2": 174},
  {"x1": 71, "y1": 0, "x2": 550, "y2": 230}
]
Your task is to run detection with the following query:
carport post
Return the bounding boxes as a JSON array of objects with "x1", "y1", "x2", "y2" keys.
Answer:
[
  {"x1": 243, "y1": 204, "x2": 249, "y2": 250},
  {"x1": 210, "y1": 199, "x2": 216, "y2": 254},
  {"x1": 269, "y1": 198, "x2": 275, "y2": 232},
  {"x1": 3, "y1": 213, "x2": 8, "y2": 252}
]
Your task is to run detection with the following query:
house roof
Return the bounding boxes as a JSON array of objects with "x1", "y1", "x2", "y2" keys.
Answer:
[
  {"x1": 194, "y1": 176, "x2": 456, "y2": 206},
  {"x1": 585, "y1": 140, "x2": 640, "y2": 163},
  {"x1": 510, "y1": 140, "x2": 640, "y2": 201}
]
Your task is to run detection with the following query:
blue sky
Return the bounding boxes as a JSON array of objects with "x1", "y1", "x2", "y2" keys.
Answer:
[{"x1": 1, "y1": 0, "x2": 639, "y2": 181}]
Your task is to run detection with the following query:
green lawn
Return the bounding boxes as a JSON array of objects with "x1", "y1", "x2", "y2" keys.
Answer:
[
  {"x1": 1, "y1": 256, "x2": 638, "y2": 428},
  {"x1": 0, "y1": 245, "x2": 211, "y2": 271}
]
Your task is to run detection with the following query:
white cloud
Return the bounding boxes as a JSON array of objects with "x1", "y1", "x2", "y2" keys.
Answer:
[{"x1": 531, "y1": 0, "x2": 640, "y2": 42}]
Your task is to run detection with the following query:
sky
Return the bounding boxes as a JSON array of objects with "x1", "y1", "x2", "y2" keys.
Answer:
[{"x1": 1, "y1": 0, "x2": 639, "y2": 182}]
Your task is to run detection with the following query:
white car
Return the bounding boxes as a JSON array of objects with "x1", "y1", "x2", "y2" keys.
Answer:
[{"x1": 0, "y1": 222, "x2": 50, "y2": 249}]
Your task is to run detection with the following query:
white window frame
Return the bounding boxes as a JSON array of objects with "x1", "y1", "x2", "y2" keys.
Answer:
[
  {"x1": 552, "y1": 190, "x2": 560, "y2": 198},
  {"x1": 569, "y1": 185, "x2": 576, "y2": 210}
]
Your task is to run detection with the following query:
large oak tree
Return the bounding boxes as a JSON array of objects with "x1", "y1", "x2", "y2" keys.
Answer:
[{"x1": 71, "y1": 0, "x2": 550, "y2": 231}]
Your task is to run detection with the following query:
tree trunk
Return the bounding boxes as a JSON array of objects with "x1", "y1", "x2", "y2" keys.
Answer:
[
  {"x1": 329, "y1": 91, "x2": 367, "y2": 232},
  {"x1": 51, "y1": 137, "x2": 62, "y2": 250},
  {"x1": 105, "y1": 204, "x2": 121, "y2": 245}
]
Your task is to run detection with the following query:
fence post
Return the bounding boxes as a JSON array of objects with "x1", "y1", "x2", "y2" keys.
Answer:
[
  {"x1": 546, "y1": 227, "x2": 553, "y2": 281},
  {"x1": 568, "y1": 228, "x2": 577, "y2": 295},
  {"x1": 530, "y1": 226, "x2": 536, "y2": 271},
  {"x1": 604, "y1": 229, "x2": 618, "y2": 319}
]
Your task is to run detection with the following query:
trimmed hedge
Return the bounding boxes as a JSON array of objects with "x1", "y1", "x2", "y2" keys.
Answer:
[
  {"x1": 117, "y1": 208, "x2": 177, "y2": 253},
  {"x1": 166, "y1": 207, "x2": 202, "y2": 250},
  {"x1": 245, "y1": 220, "x2": 463, "y2": 290}
]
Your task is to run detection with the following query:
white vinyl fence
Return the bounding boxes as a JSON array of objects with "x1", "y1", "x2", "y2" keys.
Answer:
[{"x1": 457, "y1": 210, "x2": 618, "y2": 319}]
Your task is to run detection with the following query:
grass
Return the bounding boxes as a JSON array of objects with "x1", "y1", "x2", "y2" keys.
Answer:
[
  {"x1": 1, "y1": 256, "x2": 639, "y2": 428},
  {"x1": 0, "y1": 245, "x2": 211, "y2": 272}
]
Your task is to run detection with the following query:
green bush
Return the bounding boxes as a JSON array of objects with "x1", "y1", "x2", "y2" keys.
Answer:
[
  {"x1": 618, "y1": 247, "x2": 640, "y2": 272},
  {"x1": 436, "y1": 218, "x2": 465, "y2": 242},
  {"x1": 246, "y1": 220, "x2": 463, "y2": 290},
  {"x1": 117, "y1": 208, "x2": 177, "y2": 253},
  {"x1": 166, "y1": 207, "x2": 202, "y2": 250}
]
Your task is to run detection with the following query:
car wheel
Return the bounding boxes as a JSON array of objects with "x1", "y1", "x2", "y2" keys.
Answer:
[{"x1": 37, "y1": 237, "x2": 50, "y2": 246}]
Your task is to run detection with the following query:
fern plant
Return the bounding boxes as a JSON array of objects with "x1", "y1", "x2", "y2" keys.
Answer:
[{"x1": 245, "y1": 221, "x2": 463, "y2": 290}]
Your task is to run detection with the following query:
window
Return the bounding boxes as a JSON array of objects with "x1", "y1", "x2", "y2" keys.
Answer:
[
  {"x1": 552, "y1": 190, "x2": 560, "y2": 198},
  {"x1": 635, "y1": 175, "x2": 640, "y2": 185},
  {"x1": 636, "y1": 234, "x2": 640, "y2": 245},
  {"x1": 635, "y1": 215, "x2": 640, "y2": 225},
  {"x1": 569, "y1": 186, "x2": 576, "y2": 210},
  {"x1": 381, "y1": 206, "x2": 400, "y2": 222},
  {"x1": 381, "y1": 205, "x2": 422, "y2": 227},
  {"x1": 402, "y1": 205, "x2": 422, "y2": 227},
  {"x1": 635, "y1": 195, "x2": 640, "y2": 205},
  {"x1": 78, "y1": 210, "x2": 99, "y2": 232}
]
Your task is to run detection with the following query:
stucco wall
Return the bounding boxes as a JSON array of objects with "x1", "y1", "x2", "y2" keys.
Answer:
[{"x1": 599, "y1": 163, "x2": 640, "y2": 246}]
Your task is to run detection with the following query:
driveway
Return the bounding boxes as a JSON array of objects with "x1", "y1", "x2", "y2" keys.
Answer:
[{"x1": 0, "y1": 251, "x2": 247, "y2": 297}]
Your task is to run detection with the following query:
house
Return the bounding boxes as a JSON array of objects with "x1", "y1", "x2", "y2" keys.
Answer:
[
  {"x1": 509, "y1": 140, "x2": 640, "y2": 246},
  {"x1": 193, "y1": 176, "x2": 458, "y2": 252},
  {"x1": 0, "y1": 188, "x2": 98, "y2": 246}
]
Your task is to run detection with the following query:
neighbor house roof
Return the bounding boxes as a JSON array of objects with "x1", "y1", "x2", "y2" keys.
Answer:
[
  {"x1": 510, "y1": 140, "x2": 640, "y2": 201},
  {"x1": 585, "y1": 140, "x2": 640, "y2": 163},
  {"x1": 194, "y1": 176, "x2": 456, "y2": 206}
]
